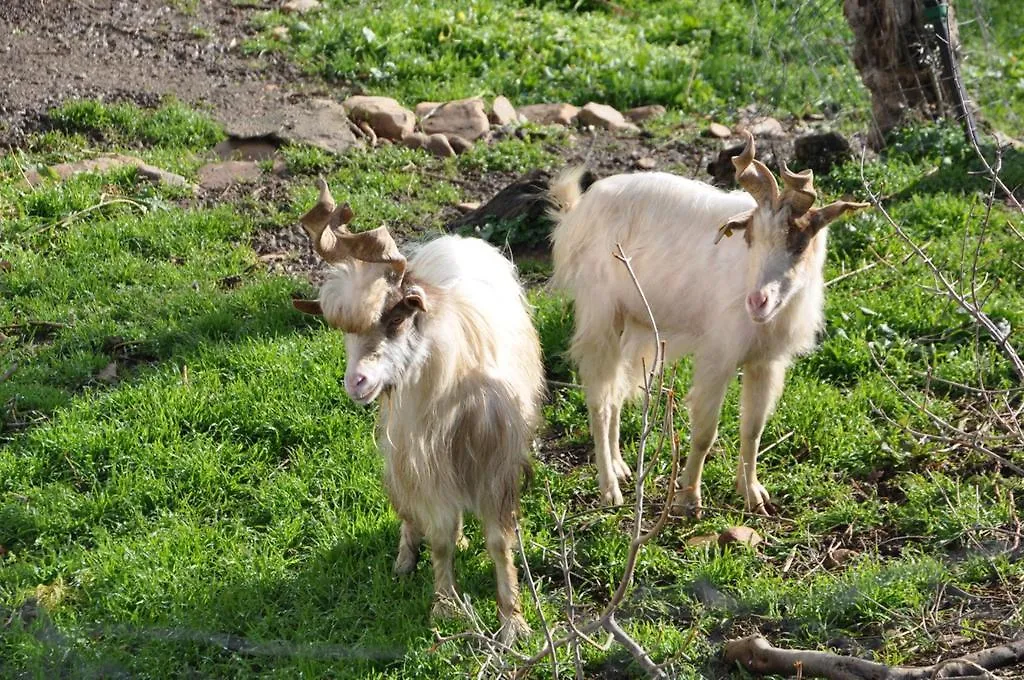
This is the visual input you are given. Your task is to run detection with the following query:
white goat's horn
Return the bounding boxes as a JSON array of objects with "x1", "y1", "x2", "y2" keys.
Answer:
[
  {"x1": 780, "y1": 163, "x2": 816, "y2": 217},
  {"x1": 732, "y1": 130, "x2": 779, "y2": 207}
]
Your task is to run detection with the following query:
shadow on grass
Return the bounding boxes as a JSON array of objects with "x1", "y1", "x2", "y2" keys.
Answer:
[{"x1": 0, "y1": 519, "x2": 523, "y2": 678}]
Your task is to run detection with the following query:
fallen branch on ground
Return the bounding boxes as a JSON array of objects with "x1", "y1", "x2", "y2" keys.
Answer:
[{"x1": 724, "y1": 634, "x2": 1024, "y2": 679}]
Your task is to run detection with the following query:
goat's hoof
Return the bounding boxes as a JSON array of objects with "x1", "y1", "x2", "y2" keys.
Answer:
[
  {"x1": 455, "y1": 533, "x2": 470, "y2": 551},
  {"x1": 740, "y1": 482, "x2": 772, "y2": 516},
  {"x1": 672, "y1": 485, "x2": 703, "y2": 518},
  {"x1": 497, "y1": 614, "x2": 531, "y2": 646},
  {"x1": 612, "y1": 457, "x2": 633, "y2": 481},
  {"x1": 600, "y1": 485, "x2": 624, "y2": 507}
]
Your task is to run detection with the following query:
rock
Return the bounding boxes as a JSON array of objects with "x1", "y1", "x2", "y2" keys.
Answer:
[
  {"x1": 824, "y1": 548, "x2": 858, "y2": 568},
  {"x1": 96, "y1": 362, "x2": 118, "y2": 384},
  {"x1": 22, "y1": 154, "x2": 190, "y2": 191},
  {"x1": 742, "y1": 116, "x2": 785, "y2": 139},
  {"x1": 517, "y1": 103, "x2": 579, "y2": 126},
  {"x1": 197, "y1": 160, "x2": 262, "y2": 191},
  {"x1": 685, "y1": 534, "x2": 719, "y2": 548},
  {"x1": 489, "y1": 96, "x2": 518, "y2": 126},
  {"x1": 402, "y1": 132, "x2": 428, "y2": 150},
  {"x1": 447, "y1": 134, "x2": 473, "y2": 154},
  {"x1": 224, "y1": 98, "x2": 359, "y2": 156},
  {"x1": 705, "y1": 122, "x2": 731, "y2": 139},
  {"x1": 793, "y1": 130, "x2": 852, "y2": 175},
  {"x1": 415, "y1": 101, "x2": 443, "y2": 118},
  {"x1": 717, "y1": 526, "x2": 763, "y2": 548},
  {"x1": 624, "y1": 105, "x2": 666, "y2": 123},
  {"x1": 270, "y1": 25, "x2": 290, "y2": 41},
  {"x1": 455, "y1": 201, "x2": 480, "y2": 214},
  {"x1": 281, "y1": 0, "x2": 319, "y2": 14},
  {"x1": 420, "y1": 98, "x2": 490, "y2": 142},
  {"x1": 576, "y1": 102, "x2": 638, "y2": 132},
  {"x1": 214, "y1": 137, "x2": 279, "y2": 162},
  {"x1": 634, "y1": 156, "x2": 657, "y2": 170},
  {"x1": 343, "y1": 95, "x2": 415, "y2": 141},
  {"x1": 279, "y1": 98, "x2": 360, "y2": 154},
  {"x1": 425, "y1": 133, "x2": 455, "y2": 158},
  {"x1": 134, "y1": 163, "x2": 190, "y2": 188}
]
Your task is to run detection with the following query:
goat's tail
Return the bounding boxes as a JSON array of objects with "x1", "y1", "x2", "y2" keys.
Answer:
[{"x1": 547, "y1": 166, "x2": 590, "y2": 221}]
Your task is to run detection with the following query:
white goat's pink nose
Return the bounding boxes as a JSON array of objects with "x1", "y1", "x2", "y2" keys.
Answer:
[
  {"x1": 346, "y1": 372, "x2": 368, "y2": 393},
  {"x1": 746, "y1": 290, "x2": 769, "y2": 313}
]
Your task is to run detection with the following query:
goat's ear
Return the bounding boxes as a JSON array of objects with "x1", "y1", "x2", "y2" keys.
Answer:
[
  {"x1": 714, "y1": 209, "x2": 754, "y2": 244},
  {"x1": 292, "y1": 298, "x2": 323, "y2": 316},
  {"x1": 403, "y1": 285, "x2": 428, "y2": 313},
  {"x1": 806, "y1": 200, "x2": 871, "y2": 234}
]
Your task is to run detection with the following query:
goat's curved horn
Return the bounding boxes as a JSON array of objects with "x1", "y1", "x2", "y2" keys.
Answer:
[
  {"x1": 780, "y1": 162, "x2": 816, "y2": 217},
  {"x1": 299, "y1": 177, "x2": 356, "y2": 263},
  {"x1": 335, "y1": 226, "x2": 407, "y2": 279},
  {"x1": 732, "y1": 130, "x2": 779, "y2": 207}
]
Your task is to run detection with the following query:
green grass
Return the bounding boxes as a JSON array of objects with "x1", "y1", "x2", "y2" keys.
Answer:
[
  {"x1": 247, "y1": 0, "x2": 1024, "y2": 131},
  {"x1": 2, "y1": 37, "x2": 1024, "y2": 680}
]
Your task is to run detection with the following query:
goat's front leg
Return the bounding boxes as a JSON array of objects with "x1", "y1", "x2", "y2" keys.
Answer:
[
  {"x1": 393, "y1": 518, "x2": 423, "y2": 576},
  {"x1": 673, "y1": 361, "x2": 734, "y2": 517},
  {"x1": 484, "y1": 517, "x2": 531, "y2": 645},
  {"x1": 427, "y1": 512, "x2": 462, "y2": 620},
  {"x1": 736, "y1": 360, "x2": 787, "y2": 515}
]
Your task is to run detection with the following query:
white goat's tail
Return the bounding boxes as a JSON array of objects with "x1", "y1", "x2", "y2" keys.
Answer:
[{"x1": 547, "y1": 166, "x2": 588, "y2": 221}]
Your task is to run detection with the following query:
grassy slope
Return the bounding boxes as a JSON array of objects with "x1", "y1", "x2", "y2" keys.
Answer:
[{"x1": 2, "y1": 2, "x2": 1023, "y2": 677}]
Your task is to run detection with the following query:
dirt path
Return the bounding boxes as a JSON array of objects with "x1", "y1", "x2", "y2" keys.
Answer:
[{"x1": 0, "y1": 0, "x2": 316, "y2": 145}]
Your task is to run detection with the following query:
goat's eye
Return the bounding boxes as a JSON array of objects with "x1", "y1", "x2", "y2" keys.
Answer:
[{"x1": 387, "y1": 315, "x2": 406, "y2": 333}]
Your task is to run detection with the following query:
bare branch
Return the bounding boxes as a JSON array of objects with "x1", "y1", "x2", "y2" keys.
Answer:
[{"x1": 724, "y1": 634, "x2": 1024, "y2": 680}]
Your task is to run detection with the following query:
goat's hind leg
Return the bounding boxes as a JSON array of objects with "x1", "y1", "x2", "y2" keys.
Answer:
[{"x1": 483, "y1": 516, "x2": 531, "y2": 645}]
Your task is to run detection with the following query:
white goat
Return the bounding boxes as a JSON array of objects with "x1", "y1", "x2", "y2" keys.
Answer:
[
  {"x1": 293, "y1": 180, "x2": 544, "y2": 642},
  {"x1": 549, "y1": 132, "x2": 867, "y2": 514}
]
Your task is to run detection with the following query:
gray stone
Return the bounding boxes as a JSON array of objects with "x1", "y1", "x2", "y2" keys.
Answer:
[
  {"x1": 222, "y1": 98, "x2": 359, "y2": 156},
  {"x1": 576, "y1": 102, "x2": 639, "y2": 132},
  {"x1": 634, "y1": 156, "x2": 657, "y2": 170},
  {"x1": 743, "y1": 116, "x2": 785, "y2": 138},
  {"x1": 420, "y1": 98, "x2": 490, "y2": 141},
  {"x1": 402, "y1": 132, "x2": 428, "y2": 150},
  {"x1": 517, "y1": 103, "x2": 579, "y2": 126},
  {"x1": 705, "y1": 122, "x2": 731, "y2": 139},
  {"x1": 489, "y1": 96, "x2": 518, "y2": 126},
  {"x1": 198, "y1": 161, "x2": 261, "y2": 191},
  {"x1": 425, "y1": 133, "x2": 455, "y2": 158},
  {"x1": 624, "y1": 104, "x2": 666, "y2": 123},
  {"x1": 343, "y1": 95, "x2": 415, "y2": 141},
  {"x1": 214, "y1": 137, "x2": 279, "y2": 161},
  {"x1": 447, "y1": 134, "x2": 473, "y2": 154},
  {"x1": 793, "y1": 130, "x2": 852, "y2": 174},
  {"x1": 415, "y1": 101, "x2": 443, "y2": 118}
]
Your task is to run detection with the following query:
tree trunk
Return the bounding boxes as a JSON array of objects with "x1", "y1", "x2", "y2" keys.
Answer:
[{"x1": 844, "y1": 0, "x2": 966, "y2": 148}]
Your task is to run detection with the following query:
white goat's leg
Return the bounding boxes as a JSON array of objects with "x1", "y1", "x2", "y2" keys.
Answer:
[
  {"x1": 484, "y1": 518, "x2": 531, "y2": 645},
  {"x1": 393, "y1": 518, "x2": 423, "y2": 576},
  {"x1": 736, "y1": 360, "x2": 786, "y2": 515},
  {"x1": 609, "y1": 401, "x2": 632, "y2": 482},
  {"x1": 578, "y1": 346, "x2": 627, "y2": 506},
  {"x1": 427, "y1": 512, "x2": 462, "y2": 620},
  {"x1": 673, "y1": 361, "x2": 734, "y2": 516}
]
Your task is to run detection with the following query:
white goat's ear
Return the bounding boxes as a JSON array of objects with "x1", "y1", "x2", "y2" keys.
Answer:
[
  {"x1": 714, "y1": 209, "x2": 754, "y2": 244},
  {"x1": 403, "y1": 285, "x2": 428, "y2": 313},
  {"x1": 806, "y1": 200, "x2": 871, "y2": 234},
  {"x1": 292, "y1": 298, "x2": 323, "y2": 316}
]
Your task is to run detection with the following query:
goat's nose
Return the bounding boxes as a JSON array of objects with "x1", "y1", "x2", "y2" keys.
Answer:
[
  {"x1": 347, "y1": 373, "x2": 368, "y2": 392},
  {"x1": 746, "y1": 290, "x2": 769, "y2": 312}
]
